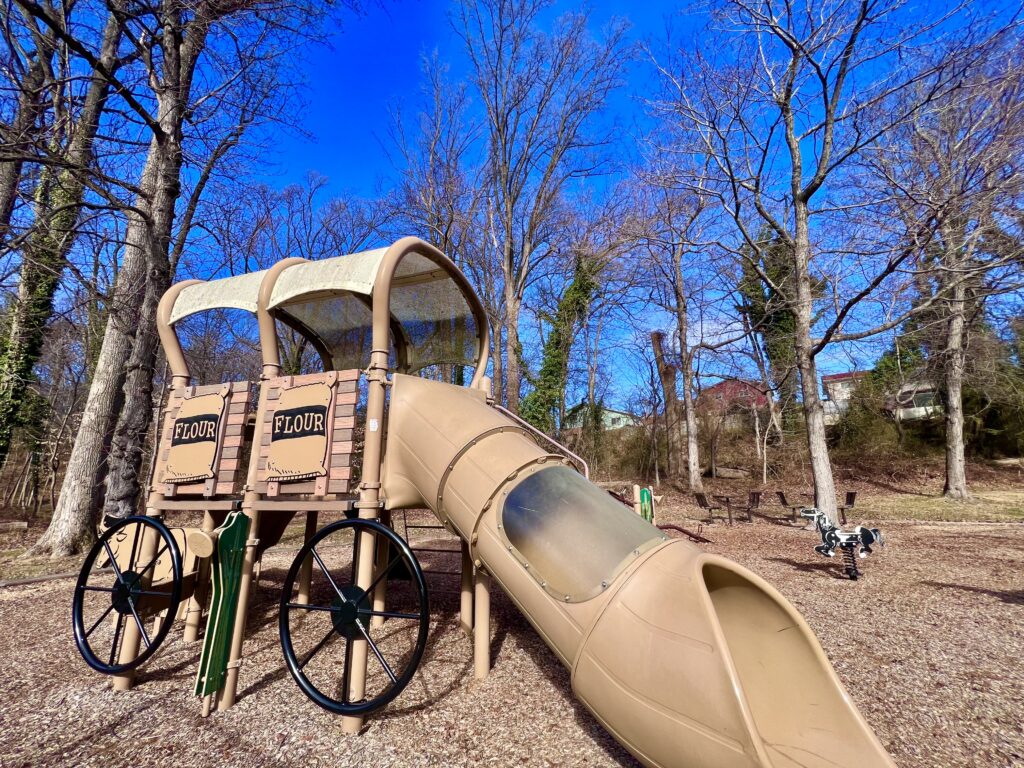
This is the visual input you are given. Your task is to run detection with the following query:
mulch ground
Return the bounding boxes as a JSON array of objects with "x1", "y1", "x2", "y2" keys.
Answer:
[{"x1": 0, "y1": 509, "x2": 1021, "y2": 768}]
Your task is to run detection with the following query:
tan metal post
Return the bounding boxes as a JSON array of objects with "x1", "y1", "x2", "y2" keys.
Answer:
[
  {"x1": 341, "y1": 240, "x2": 419, "y2": 733},
  {"x1": 218, "y1": 257, "x2": 305, "y2": 712},
  {"x1": 296, "y1": 511, "x2": 318, "y2": 606},
  {"x1": 183, "y1": 510, "x2": 215, "y2": 643},
  {"x1": 460, "y1": 541, "x2": 473, "y2": 636},
  {"x1": 112, "y1": 514, "x2": 159, "y2": 692},
  {"x1": 340, "y1": 339, "x2": 387, "y2": 734},
  {"x1": 473, "y1": 567, "x2": 491, "y2": 679},
  {"x1": 370, "y1": 533, "x2": 389, "y2": 629},
  {"x1": 117, "y1": 282, "x2": 199, "y2": 664}
]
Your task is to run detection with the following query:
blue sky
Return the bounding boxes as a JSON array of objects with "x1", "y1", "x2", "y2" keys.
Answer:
[
  {"x1": 246, "y1": 0, "x2": 1006, "y2": 404},
  {"x1": 257, "y1": 0, "x2": 684, "y2": 196}
]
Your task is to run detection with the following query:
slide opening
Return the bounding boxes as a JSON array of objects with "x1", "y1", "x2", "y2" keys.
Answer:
[{"x1": 703, "y1": 563, "x2": 889, "y2": 768}]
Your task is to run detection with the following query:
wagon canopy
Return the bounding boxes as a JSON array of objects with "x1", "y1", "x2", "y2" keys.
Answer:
[
  {"x1": 168, "y1": 269, "x2": 270, "y2": 324},
  {"x1": 264, "y1": 243, "x2": 486, "y2": 375}
]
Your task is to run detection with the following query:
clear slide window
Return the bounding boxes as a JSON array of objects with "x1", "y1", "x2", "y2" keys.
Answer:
[{"x1": 501, "y1": 466, "x2": 664, "y2": 602}]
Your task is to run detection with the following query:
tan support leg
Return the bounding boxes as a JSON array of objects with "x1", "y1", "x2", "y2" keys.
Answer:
[
  {"x1": 217, "y1": 507, "x2": 261, "y2": 711},
  {"x1": 341, "y1": 523, "x2": 377, "y2": 734},
  {"x1": 112, "y1": 518, "x2": 159, "y2": 692},
  {"x1": 474, "y1": 568, "x2": 491, "y2": 680},
  {"x1": 370, "y1": 532, "x2": 389, "y2": 630},
  {"x1": 297, "y1": 511, "x2": 318, "y2": 606},
  {"x1": 459, "y1": 541, "x2": 473, "y2": 636},
  {"x1": 183, "y1": 512, "x2": 215, "y2": 643}
]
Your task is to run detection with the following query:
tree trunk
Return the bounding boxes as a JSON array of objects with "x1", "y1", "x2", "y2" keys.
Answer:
[
  {"x1": 943, "y1": 282, "x2": 969, "y2": 499},
  {"x1": 671, "y1": 246, "x2": 702, "y2": 490},
  {"x1": 102, "y1": 202, "x2": 176, "y2": 517},
  {"x1": 793, "y1": 209, "x2": 838, "y2": 521},
  {"x1": 29, "y1": 143, "x2": 159, "y2": 556},
  {"x1": 680, "y1": 366, "x2": 702, "y2": 492},
  {"x1": 504, "y1": 292, "x2": 522, "y2": 412},
  {"x1": 0, "y1": 44, "x2": 52, "y2": 240},
  {"x1": 103, "y1": 14, "x2": 208, "y2": 519},
  {"x1": 0, "y1": 13, "x2": 119, "y2": 467},
  {"x1": 490, "y1": 322, "x2": 503, "y2": 401},
  {"x1": 28, "y1": 231, "x2": 146, "y2": 555},
  {"x1": 650, "y1": 332, "x2": 679, "y2": 476}
]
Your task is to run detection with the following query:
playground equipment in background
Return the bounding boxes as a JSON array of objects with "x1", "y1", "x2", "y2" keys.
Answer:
[
  {"x1": 72, "y1": 237, "x2": 896, "y2": 768},
  {"x1": 626, "y1": 485, "x2": 712, "y2": 544},
  {"x1": 800, "y1": 508, "x2": 885, "y2": 580},
  {"x1": 631, "y1": 484, "x2": 657, "y2": 523}
]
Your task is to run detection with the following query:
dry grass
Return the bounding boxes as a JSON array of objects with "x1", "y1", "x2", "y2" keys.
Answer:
[
  {"x1": 0, "y1": 507, "x2": 1021, "y2": 768},
  {"x1": 856, "y1": 489, "x2": 1024, "y2": 522},
  {"x1": 659, "y1": 486, "x2": 1024, "y2": 525}
]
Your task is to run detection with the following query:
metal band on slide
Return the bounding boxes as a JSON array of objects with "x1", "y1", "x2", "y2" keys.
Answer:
[
  {"x1": 466, "y1": 455, "x2": 569, "y2": 568},
  {"x1": 433, "y1": 425, "x2": 534, "y2": 520}
]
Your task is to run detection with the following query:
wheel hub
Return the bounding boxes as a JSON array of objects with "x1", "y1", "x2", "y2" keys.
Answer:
[
  {"x1": 330, "y1": 585, "x2": 369, "y2": 639},
  {"x1": 111, "y1": 570, "x2": 143, "y2": 615}
]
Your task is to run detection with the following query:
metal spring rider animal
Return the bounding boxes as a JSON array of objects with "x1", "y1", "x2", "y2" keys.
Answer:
[{"x1": 800, "y1": 508, "x2": 884, "y2": 580}]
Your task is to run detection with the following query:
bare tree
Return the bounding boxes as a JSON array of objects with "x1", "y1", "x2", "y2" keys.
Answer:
[
  {"x1": 0, "y1": 3, "x2": 56, "y2": 241},
  {"x1": 871, "y1": 48, "x2": 1024, "y2": 497},
  {"x1": 0, "y1": 8, "x2": 122, "y2": 467},
  {"x1": 651, "y1": 0, "x2": 1011, "y2": 520},
  {"x1": 453, "y1": 0, "x2": 627, "y2": 410},
  {"x1": 33, "y1": 0, "x2": 349, "y2": 555},
  {"x1": 632, "y1": 176, "x2": 716, "y2": 492}
]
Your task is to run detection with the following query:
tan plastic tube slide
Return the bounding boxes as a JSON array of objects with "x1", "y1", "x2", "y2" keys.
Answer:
[{"x1": 382, "y1": 374, "x2": 896, "y2": 768}]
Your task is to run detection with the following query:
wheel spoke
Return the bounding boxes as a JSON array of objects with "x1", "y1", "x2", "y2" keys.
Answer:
[
  {"x1": 84, "y1": 603, "x2": 116, "y2": 638},
  {"x1": 126, "y1": 521, "x2": 141, "y2": 573},
  {"x1": 127, "y1": 600, "x2": 152, "y2": 650},
  {"x1": 299, "y1": 625, "x2": 338, "y2": 670},
  {"x1": 355, "y1": 619, "x2": 398, "y2": 684},
  {"x1": 79, "y1": 585, "x2": 116, "y2": 594},
  {"x1": 284, "y1": 602, "x2": 335, "y2": 613},
  {"x1": 109, "y1": 612, "x2": 126, "y2": 666},
  {"x1": 340, "y1": 636, "x2": 353, "y2": 704},
  {"x1": 364, "y1": 554, "x2": 405, "y2": 598},
  {"x1": 135, "y1": 543, "x2": 170, "y2": 581},
  {"x1": 357, "y1": 609, "x2": 420, "y2": 620},
  {"x1": 103, "y1": 540, "x2": 127, "y2": 586},
  {"x1": 310, "y1": 547, "x2": 348, "y2": 604}
]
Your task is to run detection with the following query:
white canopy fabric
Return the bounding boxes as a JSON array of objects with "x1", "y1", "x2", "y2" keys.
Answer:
[
  {"x1": 267, "y1": 247, "x2": 388, "y2": 308},
  {"x1": 169, "y1": 269, "x2": 269, "y2": 325},
  {"x1": 165, "y1": 243, "x2": 484, "y2": 376},
  {"x1": 268, "y1": 249, "x2": 480, "y2": 373}
]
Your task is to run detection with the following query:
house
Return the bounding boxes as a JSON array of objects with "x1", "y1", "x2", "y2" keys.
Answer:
[
  {"x1": 697, "y1": 380, "x2": 769, "y2": 412},
  {"x1": 562, "y1": 403, "x2": 640, "y2": 431},
  {"x1": 890, "y1": 381, "x2": 943, "y2": 422},
  {"x1": 819, "y1": 370, "x2": 944, "y2": 424},
  {"x1": 696, "y1": 380, "x2": 769, "y2": 430},
  {"x1": 821, "y1": 371, "x2": 870, "y2": 425}
]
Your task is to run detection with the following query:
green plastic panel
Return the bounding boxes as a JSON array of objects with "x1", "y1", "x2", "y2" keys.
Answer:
[{"x1": 194, "y1": 510, "x2": 250, "y2": 697}]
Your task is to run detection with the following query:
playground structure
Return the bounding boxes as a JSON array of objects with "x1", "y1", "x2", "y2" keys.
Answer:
[
  {"x1": 801, "y1": 508, "x2": 885, "y2": 580},
  {"x1": 72, "y1": 237, "x2": 896, "y2": 767}
]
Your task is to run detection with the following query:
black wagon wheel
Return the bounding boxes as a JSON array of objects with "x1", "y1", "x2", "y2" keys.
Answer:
[
  {"x1": 279, "y1": 518, "x2": 429, "y2": 716},
  {"x1": 72, "y1": 515, "x2": 183, "y2": 675}
]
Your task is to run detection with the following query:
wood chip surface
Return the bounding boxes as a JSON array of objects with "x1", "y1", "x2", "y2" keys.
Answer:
[{"x1": 0, "y1": 508, "x2": 1021, "y2": 768}]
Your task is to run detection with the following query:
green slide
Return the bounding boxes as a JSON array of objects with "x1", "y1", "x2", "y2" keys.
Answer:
[{"x1": 194, "y1": 510, "x2": 250, "y2": 698}]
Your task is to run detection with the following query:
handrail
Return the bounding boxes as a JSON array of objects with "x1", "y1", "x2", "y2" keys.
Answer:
[{"x1": 490, "y1": 403, "x2": 589, "y2": 479}]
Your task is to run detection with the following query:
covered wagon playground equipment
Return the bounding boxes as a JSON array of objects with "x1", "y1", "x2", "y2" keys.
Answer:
[{"x1": 70, "y1": 237, "x2": 896, "y2": 768}]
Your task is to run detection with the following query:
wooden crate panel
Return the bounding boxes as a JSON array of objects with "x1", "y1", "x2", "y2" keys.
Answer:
[
  {"x1": 153, "y1": 381, "x2": 253, "y2": 498},
  {"x1": 254, "y1": 370, "x2": 360, "y2": 497}
]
